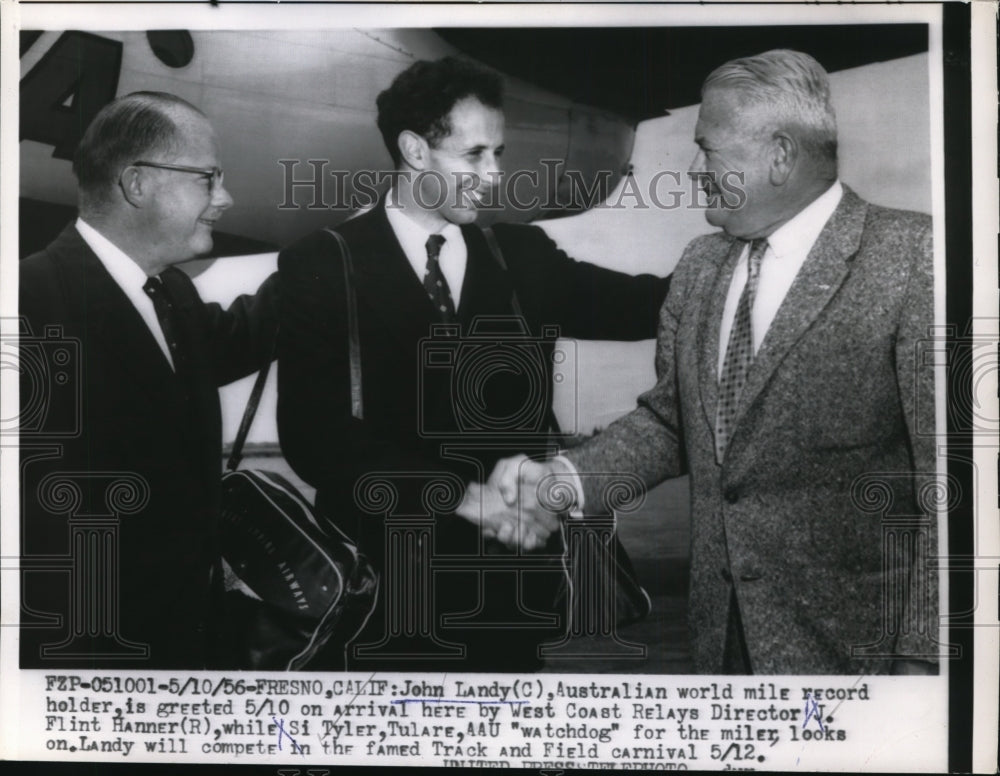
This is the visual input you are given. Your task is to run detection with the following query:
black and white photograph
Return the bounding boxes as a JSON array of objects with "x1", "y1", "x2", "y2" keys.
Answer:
[{"x1": 1, "y1": 1, "x2": 996, "y2": 773}]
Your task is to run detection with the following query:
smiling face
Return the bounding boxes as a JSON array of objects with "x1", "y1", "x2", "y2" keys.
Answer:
[
  {"x1": 141, "y1": 109, "x2": 233, "y2": 267},
  {"x1": 415, "y1": 97, "x2": 505, "y2": 229},
  {"x1": 689, "y1": 87, "x2": 779, "y2": 239}
]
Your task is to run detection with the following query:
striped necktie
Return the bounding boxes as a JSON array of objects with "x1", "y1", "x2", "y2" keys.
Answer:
[{"x1": 715, "y1": 238, "x2": 768, "y2": 464}]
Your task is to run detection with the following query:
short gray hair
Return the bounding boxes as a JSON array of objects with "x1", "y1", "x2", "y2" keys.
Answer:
[
  {"x1": 703, "y1": 49, "x2": 837, "y2": 166},
  {"x1": 74, "y1": 91, "x2": 203, "y2": 210}
]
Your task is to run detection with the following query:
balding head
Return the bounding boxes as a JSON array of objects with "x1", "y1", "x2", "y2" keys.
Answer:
[
  {"x1": 72, "y1": 92, "x2": 232, "y2": 274},
  {"x1": 73, "y1": 91, "x2": 206, "y2": 214}
]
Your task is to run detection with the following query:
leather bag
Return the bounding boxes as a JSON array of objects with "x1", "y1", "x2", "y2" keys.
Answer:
[
  {"x1": 213, "y1": 230, "x2": 378, "y2": 670},
  {"x1": 481, "y1": 227, "x2": 652, "y2": 629}
]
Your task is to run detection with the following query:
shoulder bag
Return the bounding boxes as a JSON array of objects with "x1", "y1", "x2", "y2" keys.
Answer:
[
  {"x1": 213, "y1": 229, "x2": 378, "y2": 670},
  {"x1": 482, "y1": 226, "x2": 652, "y2": 627}
]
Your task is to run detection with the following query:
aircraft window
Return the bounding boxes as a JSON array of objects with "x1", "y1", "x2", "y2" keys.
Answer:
[{"x1": 146, "y1": 30, "x2": 194, "y2": 69}]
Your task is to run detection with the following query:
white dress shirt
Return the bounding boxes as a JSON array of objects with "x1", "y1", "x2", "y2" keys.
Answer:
[
  {"x1": 717, "y1": 180, "x2": 843, "y2": 376},
  {"x1": 75, "y1": 217, "x2": 175, "y2": 369},
  {"x1": 385, "y1": 197, "x2": 467, "y2": 308}
]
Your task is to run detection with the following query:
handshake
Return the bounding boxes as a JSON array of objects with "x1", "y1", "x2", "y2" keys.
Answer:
[{"x1": 455, "y1": 454, "x2": 581, "y2": 551}]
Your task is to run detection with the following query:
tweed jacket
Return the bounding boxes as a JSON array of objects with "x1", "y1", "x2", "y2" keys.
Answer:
[{"x1": 569, "y1": 186, "x2": 938, "y2": 674}]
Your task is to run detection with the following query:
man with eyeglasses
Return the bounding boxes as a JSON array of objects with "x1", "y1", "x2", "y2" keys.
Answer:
[{"x1": 19, "y1": 91, "x2": 277, "y2": 669}]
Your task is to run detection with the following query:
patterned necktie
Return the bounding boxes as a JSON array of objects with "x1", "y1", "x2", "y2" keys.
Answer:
[
  {"x1": 715, "y1": 238, "x2": 768, "y2": 464},
  {"x1": 423, "y1": 233, "x2": 456, "y2": 321},
  {"x1": 143, "y1": 275, "x2": 186, "y2": 375}
]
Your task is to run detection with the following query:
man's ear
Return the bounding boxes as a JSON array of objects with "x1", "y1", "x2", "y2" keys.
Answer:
[
  {"x1": 397, "y1": 130, "x2": 428, "y2": 170},
  {"x1": 769, "y1": 130, "x2": 797, "y2": 186},
  {"x1": 118, "y1": 166, "x2": 147, "y2": 208}
]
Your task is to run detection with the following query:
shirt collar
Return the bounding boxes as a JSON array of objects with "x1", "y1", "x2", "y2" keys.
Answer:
[
  {"x1": 384, "y1": 191, "x2": 462, "y2": 258},
  {"x1": 75, "y1": 216, "x2": 153, "y2": 289},
  {"x1": 766, "y1": 180, "x2": 843, "y2": 260}
]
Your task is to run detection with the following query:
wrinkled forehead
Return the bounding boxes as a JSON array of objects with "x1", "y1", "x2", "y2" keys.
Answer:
[{"x1": 696, "y1": 86, "x2": 765, "y2": 138}]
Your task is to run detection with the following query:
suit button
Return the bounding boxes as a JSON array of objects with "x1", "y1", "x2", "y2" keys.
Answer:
[
  {"x1": 720, "y1": 567, "x2": 733, "y2": 583},
  {"x1": 724, "y1": 487, "x2": 739, "y2": 503}
]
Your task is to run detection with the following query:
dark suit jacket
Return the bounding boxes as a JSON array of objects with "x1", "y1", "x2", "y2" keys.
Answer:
[
  {"x1": 19, "y1": 224, "x2": 277, "y2": 669},
  {"x1": 277, "y1": 204, "x2": 669, "y2": 668},
  {"x1": 570, "y1": 187, "x2": 938, "y2": 674}
]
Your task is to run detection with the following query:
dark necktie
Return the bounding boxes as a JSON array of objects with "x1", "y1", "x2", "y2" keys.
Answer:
[
  {"x1": 142, "y1": 275, "x2": 187, "y2": 376},
  {"x1": 715, "y1": 238, "x2": 768, "y2": 464},
  {"x1": 423, "y1": 233, "x2": 456, "y2": 322}
]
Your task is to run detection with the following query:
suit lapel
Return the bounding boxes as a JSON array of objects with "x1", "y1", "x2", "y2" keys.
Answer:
[
  {"x1": 352, "y1": 205, "x2": 441, "y2": 346},
  {"x1": 733, "y1": 187, "x2": 868, "y2": 426},
  {"x1": 350, "y1": 208, "x2": 514, "y2": 346},
  {"x1": 49, "y1": 228, "x2": 185, "y2": 417},
  {"x1": 698, "y1": 238, "x2": 745, "y2": 432},
  {"x1": 161, "y1": 269, "x2": 220, "y2": 403},
  {"x1": 458, "y1": 226, "x2": 517, "y2": 324},
  {"x1": 159, "y1": 267, "x2": 224, "y2": 486}
]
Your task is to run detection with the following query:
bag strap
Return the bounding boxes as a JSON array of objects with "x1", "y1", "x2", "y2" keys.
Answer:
[
  {"x1": 481, "y1": 226, "x2": 524, "y2": 318},
  {"x1": 323, "y1": 227, "x2": 364, "y2": 421},
  {"x1": 227, "y1": 346, "x2": 273, "y2": 472},
  {"x1": 481, "y1": 226, "x2": 561, "y2": 436},
  {"x1": 227, "y1": 228, "x2": 363, "y2": 472}
]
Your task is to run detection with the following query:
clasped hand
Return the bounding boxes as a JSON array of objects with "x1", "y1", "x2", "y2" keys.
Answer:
[{"x1": 455, "y1": 455, "x2": 577, "y2": 551}]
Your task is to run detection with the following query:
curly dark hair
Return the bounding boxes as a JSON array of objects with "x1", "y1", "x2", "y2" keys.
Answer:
[{"x1": 376, "y1": 56, "x2": 504, "y2": 167}]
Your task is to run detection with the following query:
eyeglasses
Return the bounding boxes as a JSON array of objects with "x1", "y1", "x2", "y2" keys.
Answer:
[{"x1": 132, "y1": 161, "x2": 225, "y2": 193}]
